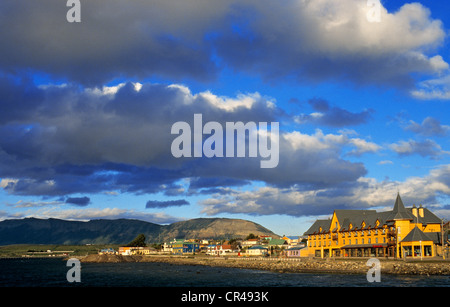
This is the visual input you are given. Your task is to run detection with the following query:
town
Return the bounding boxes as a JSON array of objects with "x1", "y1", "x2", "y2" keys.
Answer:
[{"x1": 100, "y1": 234, "x2": 305, "y2": 258}]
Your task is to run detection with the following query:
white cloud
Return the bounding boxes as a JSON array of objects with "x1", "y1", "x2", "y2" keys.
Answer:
[
  {"x1": 411, "y1": 74, "x2": 450, "y2": 100},
  {"x1": 390, "y1": 139, "x2": 449, "y2": 159},
  {"x1": 378, "y1": 160, "x2": 393, "y2": 165},
  {"x1": 200, "y1": 164, "x2": 450, "y2": 220}
]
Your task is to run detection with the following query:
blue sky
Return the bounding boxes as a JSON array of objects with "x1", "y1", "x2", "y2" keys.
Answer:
[{"x1": 0, "y1": 0, "x2": 449, "y2": 237}]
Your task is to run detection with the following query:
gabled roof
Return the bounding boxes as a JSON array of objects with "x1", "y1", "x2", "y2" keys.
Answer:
[
  {"x1": 249, "y1": 245, "x2": 268, "y2": 250},
  {"x1": 401, "y1": 226, "x2": 434, "y2": 242},
  {"x1": 268, "y1": 239, "x2": 287, "y2": 245},
  {"x1": 303, "y1": 219, "x2": 330, "y2": 235},
  {"x1": 335, "y1": 210, "x2": 378, "y2": 230}
]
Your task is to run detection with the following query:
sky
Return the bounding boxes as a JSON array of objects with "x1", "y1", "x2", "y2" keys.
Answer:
[{"x1": 0, "y1": 0, "x2": 449, "y2": 237}]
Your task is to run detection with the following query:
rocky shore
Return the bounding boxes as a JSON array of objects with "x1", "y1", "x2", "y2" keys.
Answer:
[{"x1": 79, "y1": 254, "x2": 450, "y2": 276}]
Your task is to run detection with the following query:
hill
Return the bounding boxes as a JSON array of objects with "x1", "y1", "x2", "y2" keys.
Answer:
[
  {"x1": 160, "y1": 218, "x2": 278, "y2": 241},
  {"x1": 0, "y1": 217, "x2": 279, "y2": 245}
]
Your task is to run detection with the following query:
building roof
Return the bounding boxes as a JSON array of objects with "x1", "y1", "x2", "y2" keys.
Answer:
[
  {"x1": 386, "y1": 193, "x2": 415, "y2": 221},
  {"x1": 249, "y1": 245, "x2": 268, "y2": 250},
  {"x1": 287, "y1": 246, "x2": 305, "y2": 250},
  {"x1": 304, "y1": 219, "x2": 331, "y2": 235},
  {"x1": 335, "y1": 210, "x2": 378, "y2": 230},
  {"x1": 401, "y1": 226, "x2": 434, "y2": 242},
  {"x1": 411, "y1": 205, "x2": 442, "y2": 225},
  {"x1": 268, "y1": 239, "x2": 287, "y2": 246}
]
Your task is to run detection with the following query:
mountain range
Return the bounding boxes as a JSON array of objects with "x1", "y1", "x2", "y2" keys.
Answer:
[{"x1": 0, "y1": 217, "x2": 279, "y2": 245}]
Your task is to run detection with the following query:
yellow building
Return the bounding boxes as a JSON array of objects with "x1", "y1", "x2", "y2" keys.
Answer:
[{"x1": 302, "y1": 194, "x2": 444, "y2": 259}]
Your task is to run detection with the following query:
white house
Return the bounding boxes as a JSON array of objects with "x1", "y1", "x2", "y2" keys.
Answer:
[{"x1": 247, "y1": 245, "x2": 268, "y2": 256}]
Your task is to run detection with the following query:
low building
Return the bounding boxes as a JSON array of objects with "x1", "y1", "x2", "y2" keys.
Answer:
[
  {"x1": 99, "y1": 248, "x2": 115, "y2": 255},
  {"x1": 242, "y1": 238, "x2": 260, "y2": 247},
  {"x1": 282, "y1": 236, "x2": 299, "y2": 246},
  {"x1": 172, "y1": 240, "x2": 200, "y2": 255},
  {"x1": 118, "y1": 246, "x2": 140, "y2": 255},
  {"x1": 162, "y1": 242, "x2": 173, "y2": 253},
  {"x1": 286, "y1": 246, "x2": 305, "y2": 258},
  {"x1": 172, "y1": 239, "x2": 185, "y2": 255},
  {"x1": 268, "y1": 239, "x2": 288, "y2": 248},
  {"x1": 206, "y1": 244, "x2": 233, "y2": 256},
  {"x1": 247, "y1": 245, "x2": 268, "y2": 256}
]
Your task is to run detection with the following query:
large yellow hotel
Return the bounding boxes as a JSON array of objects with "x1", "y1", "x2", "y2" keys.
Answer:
[{"x1": 302, "y1": 194, "x2": 445, "y2": 259}]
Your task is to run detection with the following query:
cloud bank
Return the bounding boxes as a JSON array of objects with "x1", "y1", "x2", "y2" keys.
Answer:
[{"x1": 0, "y1": 0, "x2": 447, "y2": 91}]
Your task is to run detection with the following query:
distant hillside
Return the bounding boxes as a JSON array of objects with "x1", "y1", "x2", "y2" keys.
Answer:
[
  {"x1": 160, "y1": 218, "x2": 279, "y2": 241},
  {"x1": 0, "y1": 217, "x2": 279, "y2": 245}
]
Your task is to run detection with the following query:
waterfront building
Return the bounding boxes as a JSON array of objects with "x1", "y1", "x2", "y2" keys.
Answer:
[
  {"x1": 302, "y1": 193, "x2": 444, "y2": 259},
  {"x1": 172, "y1": 240, "x2": 200, "y2": 255},
  {"x1": 171, "y1": 239, "x2": 185, "y2": 255},
  {"x1": 286, "y1": 246, "x2": 304, "y2": 258}
]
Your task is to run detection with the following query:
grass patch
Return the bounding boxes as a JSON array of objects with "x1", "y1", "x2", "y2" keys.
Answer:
[{"x1": 0, "y1": 244, "x2": 121, "y2": 258}]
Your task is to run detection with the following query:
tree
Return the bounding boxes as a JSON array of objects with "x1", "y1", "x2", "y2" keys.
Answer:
[
  {"x1": 245, "y1": 233, "x2": 258, "y2": 240},
  {"x1": 126, "y1": 234, "x2": 147, "y2": 247}
]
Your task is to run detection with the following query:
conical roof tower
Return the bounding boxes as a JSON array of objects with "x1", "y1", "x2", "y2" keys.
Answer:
[{"x1": 388, "y1": 193, "x2": 414, "y2": 221}]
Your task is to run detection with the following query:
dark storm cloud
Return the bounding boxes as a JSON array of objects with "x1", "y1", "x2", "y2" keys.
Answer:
[
  {"x1": 65, "y1": 196, "x2": 91, "y2": 206},
  {"x1": 145, "y1": 199, "x2": 189, "y2": 209},
  {"x1": 0, "y1": 0, "x2": 227, "y2": 86},
  {"x1": 295, "y1": 98, "x2": 374, "y2": 127},
  {"x1": 0, "y1": 0, "x2": 446, "y2": 88},
  {"x1": 0, "y1": 79, "x2": 367, "y2": 197}
]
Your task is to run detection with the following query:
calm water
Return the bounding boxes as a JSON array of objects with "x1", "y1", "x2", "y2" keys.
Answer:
[{"x1": 0, "y1": 258, "x2": 448, "y2": 287}]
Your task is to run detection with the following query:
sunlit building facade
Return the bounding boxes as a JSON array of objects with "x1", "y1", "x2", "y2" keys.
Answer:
[{"x1": 302, "y1": 194, "x2": 444, "y2": 258}]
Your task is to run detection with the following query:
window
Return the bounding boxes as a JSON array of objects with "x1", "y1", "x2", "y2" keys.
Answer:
[
  {"x1": 424, "y1": 245, "x2": 432, "y2": 256},
  {"x1": 414, "y1": 245, "x2": 421, "y2": 256}
]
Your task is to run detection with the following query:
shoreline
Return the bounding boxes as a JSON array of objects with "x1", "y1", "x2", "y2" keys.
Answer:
[{"x1": 77, "y1": 254, "x2": 450, "y2": 276}]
